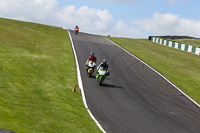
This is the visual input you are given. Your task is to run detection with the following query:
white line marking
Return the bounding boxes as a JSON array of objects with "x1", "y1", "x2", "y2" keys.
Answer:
[
  {"x1": 104, "y1": 37, "x2": 200, "y2": 108},
  {"x1": 67, "y1": 29, "x2": 106, "y2": 133}
]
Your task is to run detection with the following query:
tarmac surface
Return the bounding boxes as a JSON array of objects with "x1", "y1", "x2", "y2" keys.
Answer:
[{"x1": 69, "y1": 30, "x2": 200, "y2": 133}]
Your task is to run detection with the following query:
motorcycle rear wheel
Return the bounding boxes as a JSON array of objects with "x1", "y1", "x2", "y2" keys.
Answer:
[{"x1": 88, "y1": 73, "x2": 91, "y2": 77}]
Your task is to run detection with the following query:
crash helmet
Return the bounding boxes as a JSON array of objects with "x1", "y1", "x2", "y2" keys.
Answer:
[
  {"x1": 103, "y1": 60, "x2": 107, "y2": 65},
  {"x1": 91, "y1": 52, "x2": 94, "y2": 58}
]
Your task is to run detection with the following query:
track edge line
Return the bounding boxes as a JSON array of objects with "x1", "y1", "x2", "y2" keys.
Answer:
[
  {"x1": 67, "y1": 29, "x2": 106, "y2": 133},
  {"x1": 104, "y1": 37, "x2": 200, "y2": 108}
]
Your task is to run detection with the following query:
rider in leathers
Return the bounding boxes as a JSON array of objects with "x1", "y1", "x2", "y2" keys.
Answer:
[
  {"x1": 74, "y1": 25, "x2": 79, "y2": 31},
  {"x1": 97, "y1": 60, "x2": 110, "y2": 77},
  {"x1": 74, "y1": 25, "x2": 79, "y2": 34},
  {"x1": 86, "y1": 53, "x2": 97, "y2": 70}
]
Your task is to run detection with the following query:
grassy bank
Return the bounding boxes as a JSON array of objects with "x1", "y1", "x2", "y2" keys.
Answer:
[
  {"x1": 105, "y1": 37, "x2": 200, "y2": 104},
  {"x1": 172, "y1": 39, "x2": 200, "y2": 47},
  {"x1": 0, "y1": 18, "x2": 101, "y2": 133},
  {"x1": 160, "y1": 38, "x2": 200, "y2": 47}
]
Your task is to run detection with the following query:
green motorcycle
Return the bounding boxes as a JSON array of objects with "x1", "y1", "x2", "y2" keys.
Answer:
[{"x1": 96, "y1": 67, "x2": 108, "y2": 86}]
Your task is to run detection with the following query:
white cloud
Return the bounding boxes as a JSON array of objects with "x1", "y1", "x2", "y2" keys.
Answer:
[
  {"x1": 0, "y1": 0, "x2": 113, "y2": 34},
  {"x1": 55, "y1": 5, "x2": 113, "y2": 33},
  {"x1": 166, "y1": 0, "x2": 189, "y2": 4},
  {"x1": 95, "y1": 0, "x2": 138, "y2": 3},
  {"x1": 0, "y1": 0, "x2": 58, "y2": 22},
  {"x1": 107, "y1": 20, "x2": 143, "y2": 38},
  {"x1": 132, "y1": 12, "x2": 200, "y2": 38},
  {"x1": 180, "y1": 0, "x2": 189, "y2": 2},
  {"x1": 166, "y1": 0, "x2": 176, "y2": 5},
  {"x1": 0, "y1": 0, "x2": 143, "y2": 38},
  {"x1": 108, "y1": 0, "x2": 138, "y2": 2}
]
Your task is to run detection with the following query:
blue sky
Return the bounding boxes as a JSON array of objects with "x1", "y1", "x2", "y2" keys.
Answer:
[
  {"x1": 0, "y1": 0, "x2": 200, "y2": 38},
  {"x1": 58, "y1": 0, "x2": 197, "y2": 19}
]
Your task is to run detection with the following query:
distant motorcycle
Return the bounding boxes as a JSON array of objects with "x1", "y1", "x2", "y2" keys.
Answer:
[
  {"x1": 87, "y1": 60, "x2": 96, "y2": 77},
  {"x1": 96, "y1": 67, "x2": 108, "y2": 86},
  {"x1": 74, "y1": 28, "x2": 79, "y2": 35}
]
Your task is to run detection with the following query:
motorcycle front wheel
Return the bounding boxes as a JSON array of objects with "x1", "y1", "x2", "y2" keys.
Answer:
[{"x1": 98, "y1": 77, "x2": 103, "y2": 86}]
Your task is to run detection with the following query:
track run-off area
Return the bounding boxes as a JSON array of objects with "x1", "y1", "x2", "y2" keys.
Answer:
[{"x1": 68, "y1": 30, "x2": 200, "y2": 133}]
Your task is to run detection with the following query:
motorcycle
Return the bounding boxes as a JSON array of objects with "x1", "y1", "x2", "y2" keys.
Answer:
[
  {"x1": 74, "y1": 28, "x2": 79, "y2": 35},
  {"x1": 87, "y1": 60, "x2": 96, "y2": 77},
  {"x1": 96, "y1": 67, "x2": 108, "y2": 86}
]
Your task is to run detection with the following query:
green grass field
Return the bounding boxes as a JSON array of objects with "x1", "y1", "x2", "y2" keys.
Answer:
[
  {"x1": 0, "y1": 18, "x2": 101, "y2": 133},
  {"x1": 161, "y1": 38, "x2": 200, "y2": 47},
  {"x1": 1, "y1": 17, "x2": 199, "y2": 133},
  {"x1": 105, "y1": 37, "x2": 200, "y2": 105},
  {"x1": 172, "y1": 39, "x2": 200, "y2": 47}
]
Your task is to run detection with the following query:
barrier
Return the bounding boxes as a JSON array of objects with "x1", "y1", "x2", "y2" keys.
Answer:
[{"x1": 149, "y1": 36, "x2": 200, "y2": 55}]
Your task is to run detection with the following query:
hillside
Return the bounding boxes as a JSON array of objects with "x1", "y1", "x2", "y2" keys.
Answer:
[
  {"x1": 105, "y1": 36, "x2": 200, "y2": 105},
  {"x1": 0, "y1": 18, "x2": 101, "y2": 133},
  {"x1": 171, "y1": 39, "x2": 200, "y2": 47},
  {"x1": 1, "y1": 17, "x2": 199, "y2": 132}
]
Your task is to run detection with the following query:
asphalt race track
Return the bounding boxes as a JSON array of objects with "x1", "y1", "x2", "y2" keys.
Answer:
[{"x1": 69, "y1": 30, "x2": 200, "y2": 133}]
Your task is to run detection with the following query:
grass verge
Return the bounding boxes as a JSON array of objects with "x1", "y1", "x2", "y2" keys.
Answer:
[
  {"x1": 161, "y1": 38, "x2": 200, "y2": 47},
  {"x1": 172, "y1": 39, "x2": 200, "y2": 47},
  {"x1": 0, "y1": 18, "x2": 101, "y2": 133},
  {"x1": 105, "y1": 37, "x2": 200, "y2": 105}
]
